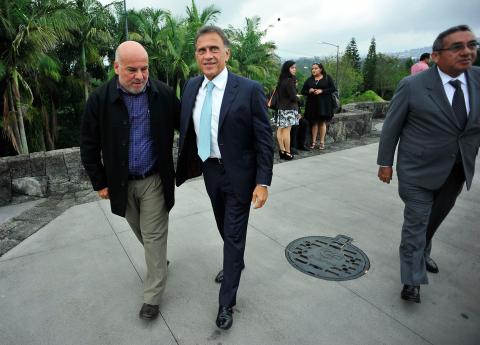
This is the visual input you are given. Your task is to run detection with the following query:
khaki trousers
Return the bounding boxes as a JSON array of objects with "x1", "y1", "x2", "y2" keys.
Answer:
[{"x1": 125, "y1": 173, "x2": 168, "y2": 305}]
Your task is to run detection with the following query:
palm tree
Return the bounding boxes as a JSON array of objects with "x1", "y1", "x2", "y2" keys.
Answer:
[
  {"x1": 129, "y1": 1, "x2": 220, "y2": 95},
  {"x1": 184, "y1": 0, "x2": 220, "y2": 70},
  {"x1": 0, "y1": 0, "x2": 77, "y2": 154},
  {"x1": 71, "y1": 0, "x2": 115, "y2": 101},
  {"x1": 161, "y1": 14, "x2": 191, "y2": 93},
  {"x1": 226, "y1": 17, "x2": 280, "y2": 91},
  {"x1": 128, "y1": 7, "x2": 170, "y2": 81}
]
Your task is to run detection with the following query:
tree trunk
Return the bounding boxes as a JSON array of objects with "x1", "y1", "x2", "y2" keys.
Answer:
[
  {"x1": 82, "y1": 43, "x2": 89, "y2": 101},
  {"x1": 42, "y1": 103, "x2": 55, "y2": 150},
  {"x1": 11, "y1": 72, "x2": 29, "y2": 154},
  {"x1": 6, "y1": 82, "x2": 22, "y2": 153}
]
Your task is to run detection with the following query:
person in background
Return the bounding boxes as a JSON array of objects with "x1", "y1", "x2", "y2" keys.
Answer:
[
  {"x1": 410, "y1": 53, "x2": 431, "y2": 75},
  {"x1": 275, "y1": 60, "x2": 299, "y2": 160},
  {"x1": 81, "y1": 41, "x2": 179, "y2": 320},
  {"x1": 301, "y1": 63, "x2": 336, "y2": 150},
  {"x1": 377, "y1": 25, "x2": 479, "y2": 303}
]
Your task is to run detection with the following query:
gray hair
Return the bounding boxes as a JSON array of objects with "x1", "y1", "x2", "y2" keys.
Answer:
[
  {"x1": 195, "y1": 25, "x2": 230, "y2": 47},
  {"x1": 432, "y1": 25, "x2": 473, "y2": 51}
]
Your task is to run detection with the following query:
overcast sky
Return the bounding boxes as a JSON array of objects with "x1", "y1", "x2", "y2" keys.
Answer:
[{"x1": 107, "y1": 0, "x2": 480, "y2": 58}]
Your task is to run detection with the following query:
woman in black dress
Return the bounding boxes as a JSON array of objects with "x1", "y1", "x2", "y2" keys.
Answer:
[
  {"x1": 275, "y1": 60, "x2": 299, "y2": 160},
  {"x1": 301, "y1": 63, "x2": 336, "y2": 150}
]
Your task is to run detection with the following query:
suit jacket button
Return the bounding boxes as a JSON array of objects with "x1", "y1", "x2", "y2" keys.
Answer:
[{"x1": 123, "y1": 120, "x2": 128, "y2": 125}]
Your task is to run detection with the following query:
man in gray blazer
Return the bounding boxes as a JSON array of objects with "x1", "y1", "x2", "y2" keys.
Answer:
[{"x1": 377, "y1": 25, "x2": 479, "y2": 303}]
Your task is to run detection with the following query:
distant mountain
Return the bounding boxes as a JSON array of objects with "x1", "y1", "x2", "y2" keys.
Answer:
[{"x1": 388, "y1": 47, "x2": 431, "y2": 59}]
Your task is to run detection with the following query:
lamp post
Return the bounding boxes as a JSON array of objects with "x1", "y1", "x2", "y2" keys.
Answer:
[
  {"x1": 123, "y1": 0, "x2": 128, "y2": 41},
  {"x1": 319, "y1": 41, "x2": 340, "y2": 96}
]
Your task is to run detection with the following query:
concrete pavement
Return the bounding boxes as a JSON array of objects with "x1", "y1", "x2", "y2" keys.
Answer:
[{"x1": 0, "y1": 143, "x2": 479, "y2": 345}]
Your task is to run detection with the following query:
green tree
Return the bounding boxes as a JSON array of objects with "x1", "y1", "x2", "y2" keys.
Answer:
[
  {"x1": 344, "y1": 37, "x2": 361, "y2": 71},
  {"x1": 128, "y1": 8, "x2": 170, "y2": 79},
  {"x1": 183, "y1": 0, "x2": 220, "y2": 75},
  {"x1": 0, "y1": 0, "x2": 76, "y2": 154},
  {"x1": 226, "y1": 17, "x2": 280, "y2": 92},
  {"x1": 375, "y1": 53, "x2": 408, "y2": 99},
  {"x1": 324, "y1": 55, "x2": 363, "y2": 101},
  {"x1": 405, "y1": 57, "x2": 415, "y2": 72},
  {"x1": 71, "y1": 0, "x2": 115, "y2": 101},
  {"x1": 362, "y1": 37, "x2": 377, "y2": 92}
]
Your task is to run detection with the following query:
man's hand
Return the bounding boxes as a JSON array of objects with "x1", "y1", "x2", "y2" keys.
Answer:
[
  {"x1": 251, "y1": 185, "x2": 268, "y2": 209},
  {"x1": 378, "y1": 166, "x2": 393, "y2": 184},
  {"x1": 98, "y1": 187, "x2": 109, "y2": 199}
]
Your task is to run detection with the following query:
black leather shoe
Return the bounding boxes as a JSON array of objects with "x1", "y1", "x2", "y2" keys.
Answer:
[
  {"x1": 401, "y1": 285, "x2": 420, "y2": 303},
  {"x1": 214, "y1": 269, "x2": 224, "y2": 283},
  {"x1": 214, "y1": 265, "x2": 246, "y2": 283},
  {"x1": 139, "y1": 303, "x2": 159, "y2": 320},
  {"x1": 216, "y1": 306, "x2": 233, "y2": 330},
  {"x1": 425, "y1": 256, "x2": 439, "y2": 273}
]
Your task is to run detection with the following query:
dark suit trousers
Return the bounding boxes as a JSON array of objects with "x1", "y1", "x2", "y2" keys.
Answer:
[
  {"x1": 202, "y1": 159, "x2": 250, "y2": 307},
  {"x1": 398, "y1": 162, "x2": 465, "y2": 285}
]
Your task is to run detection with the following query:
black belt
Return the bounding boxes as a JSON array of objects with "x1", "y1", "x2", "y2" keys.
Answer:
[
  {"x1": 128, "y1": 170, "x2": 156, "y2": 180},
  {"x1": 205, "y1": 158, "x2": 223, "y2": 165}
]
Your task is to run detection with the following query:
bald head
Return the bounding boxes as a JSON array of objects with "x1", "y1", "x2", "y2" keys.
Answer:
[
  {"x1": 115, "y1": 41, "x2": 148, "y2": 64},
  {"x1": 114, "y1": 41, "x2": 149, "y2": 94}
]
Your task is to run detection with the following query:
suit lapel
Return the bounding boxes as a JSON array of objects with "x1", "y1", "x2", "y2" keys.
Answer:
[
  {"x1": 426, "y1": 68, "x2": 461, "y2": 129},
  {"x1": 218, "y1": 72, "x2": 240, "y2": 131},
  {"x1": 185, "y1": 77, "x2": 203, "y2": 120},
  {"x1": 465, "y1": 68, "x2": 480, "y2": 128}
]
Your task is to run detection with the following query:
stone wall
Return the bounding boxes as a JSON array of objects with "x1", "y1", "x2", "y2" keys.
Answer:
[
  {"x1": 341, "y1": 101, "x2": 390, "y2": 119},
  {"x1": 0, "y1": 101, "x2": 388, "y2": 206},
  {"x1": 327, "y1": 110, "x2": 373, "y2": 142},
  {"x1": 0, "y1": 148, "x2": 91, "y2": 206}
]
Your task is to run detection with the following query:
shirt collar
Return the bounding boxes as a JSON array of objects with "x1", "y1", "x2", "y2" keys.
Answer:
[
  {"x1": 436, "y1": 66, "x2": 467, "y2": 87},
  {"x1": 201, "y1": 67, "x2": 228, "y2": 91}
]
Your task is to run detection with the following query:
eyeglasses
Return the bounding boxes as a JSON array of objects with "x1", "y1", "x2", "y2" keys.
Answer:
[{"x1": 436, "y1": 41, "x2": 479, "y2": 53}]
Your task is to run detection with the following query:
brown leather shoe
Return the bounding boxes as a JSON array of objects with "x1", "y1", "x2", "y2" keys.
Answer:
[{"x1": 139, "y1": 303, "x2": 159, "y2": 320}]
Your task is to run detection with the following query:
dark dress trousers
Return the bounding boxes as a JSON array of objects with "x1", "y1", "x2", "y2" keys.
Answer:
[
  {"x1": 377, "y1": 66, "x2": 480, "y2": 285},
  {"x1": 80, "y1": 76, "x2": 180, "y2": 217},
  {"x1": 176, "y1": 71, "x2": 274, "y2": 307}
]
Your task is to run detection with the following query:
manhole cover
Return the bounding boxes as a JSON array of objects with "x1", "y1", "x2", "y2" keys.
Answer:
[{"x1": 285, "y1": 235, "x2": 370, "y2": 281}]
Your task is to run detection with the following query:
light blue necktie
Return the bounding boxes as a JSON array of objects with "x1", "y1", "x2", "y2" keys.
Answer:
[{"x1": 198, "y1": 81, "x2": 215, "y2": 161}]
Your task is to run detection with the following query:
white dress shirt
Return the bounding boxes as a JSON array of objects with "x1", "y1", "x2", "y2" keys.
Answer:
[
  {"x1": 437, "y1": 67, "x2": 470, "y2": 115},
  {"x1": 192, "y1": 67, "x2": 228, "y2": 159}
]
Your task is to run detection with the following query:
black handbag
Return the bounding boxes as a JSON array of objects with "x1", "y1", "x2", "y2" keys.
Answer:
[
  {"x1": 331, "y1": 90, "x2": 340, "y2": 113},
  {"x1": 267, "y1": 88, "x2": 278, "y2": 111}
]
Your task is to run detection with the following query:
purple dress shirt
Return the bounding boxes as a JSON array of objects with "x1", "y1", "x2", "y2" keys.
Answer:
[{"x1": 118, "y1": 83, "x2": 156, "y2": 175}]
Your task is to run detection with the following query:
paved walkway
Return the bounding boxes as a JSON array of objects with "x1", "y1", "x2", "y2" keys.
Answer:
[{"x1": 0, "y1": 143, "x2": 478, "y2": 345}]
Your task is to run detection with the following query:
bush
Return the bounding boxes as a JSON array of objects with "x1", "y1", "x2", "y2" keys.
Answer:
[{"x1": 342, "y1": 90, "x2": 384, "y2": 104}]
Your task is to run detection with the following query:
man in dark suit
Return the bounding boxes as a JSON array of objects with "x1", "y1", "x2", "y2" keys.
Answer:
[
  {"x1": 81, "y1": 41, "x2": 179, "y2": 319},
  {"x1": 176, "y1": 26, "x2": 274, "y2": 329},
  {"x1": 377, "y1": 25, "x2": 479, "y2": 303}
]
